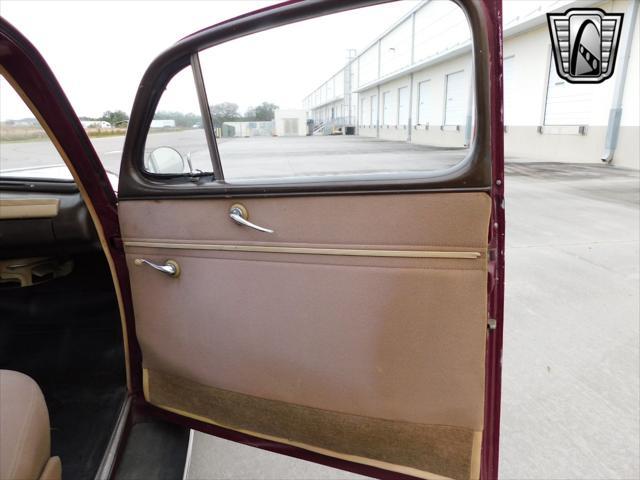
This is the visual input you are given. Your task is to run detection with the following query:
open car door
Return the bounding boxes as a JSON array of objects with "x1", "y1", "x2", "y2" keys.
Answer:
[{"x1": 115, "y1": 1, "x2": 505, "y2": 479}]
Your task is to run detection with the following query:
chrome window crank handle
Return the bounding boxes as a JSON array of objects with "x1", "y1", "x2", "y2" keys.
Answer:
[
  {"x1": 229, "y1": 205, "x2": 274, "y2": 233},
  {"x1": 134, "y1": 258, "x2": 180, "y2": 277}
]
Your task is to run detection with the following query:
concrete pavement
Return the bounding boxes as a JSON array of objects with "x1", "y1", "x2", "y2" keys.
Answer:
[{"x1": 499, "y1": 163, "x2": 639, "y2": 479}]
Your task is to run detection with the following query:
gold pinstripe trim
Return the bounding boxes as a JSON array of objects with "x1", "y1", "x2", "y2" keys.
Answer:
[
  {"x1": 123, "y1": 241, "x2": 481, "y2": 259},
  {"x1": 142, "y1": 367, "x2": 150, "y2": 402}
]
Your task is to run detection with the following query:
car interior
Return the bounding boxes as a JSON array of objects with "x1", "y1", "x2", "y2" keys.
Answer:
[
  {"x1": 0, "y1": 182, "x2": 125, "y2": 479},
  {"x1": 0, "y1": 180, "x2": 190, "y2": 480}
]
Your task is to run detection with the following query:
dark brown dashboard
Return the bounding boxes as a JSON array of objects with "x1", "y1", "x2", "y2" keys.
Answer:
[{"x1": 0, "y1": 186, "x2": 99, "y2": 259}]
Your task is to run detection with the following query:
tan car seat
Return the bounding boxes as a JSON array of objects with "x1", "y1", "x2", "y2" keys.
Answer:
[{"x1": 0, "y1": 370, "x2": 61, "y2": 480}]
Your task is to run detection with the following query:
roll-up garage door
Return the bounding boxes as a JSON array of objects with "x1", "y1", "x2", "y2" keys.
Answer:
[
  {"x1": 544, "y1": 56, "x2": 595, "y2": 125},
  {"x1": 444, "y1": 70, "x2": 466, "y2": 126}
]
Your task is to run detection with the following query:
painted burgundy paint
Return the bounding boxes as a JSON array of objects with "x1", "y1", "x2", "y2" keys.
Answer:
[
  {"x1": 481, "y1": 0, "x2": 505, "y2": 478},
  {"x1": 0, "y1": 0, "x2": 504, "y2": 477}
]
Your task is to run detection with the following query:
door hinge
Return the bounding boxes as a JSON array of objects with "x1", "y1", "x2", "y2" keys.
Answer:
[{"x1": 487, "y1": 318, "x2": 497, "y2": 330}]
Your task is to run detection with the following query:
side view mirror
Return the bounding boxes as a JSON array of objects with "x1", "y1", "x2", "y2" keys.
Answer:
[{"x1": 145, "y1": 146, "x2": 188, "y2": 174}]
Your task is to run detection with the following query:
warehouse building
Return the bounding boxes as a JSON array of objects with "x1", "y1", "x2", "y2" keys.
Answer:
[{"x1": 303, "y1": 0, "x2": 639, "y2": 169}]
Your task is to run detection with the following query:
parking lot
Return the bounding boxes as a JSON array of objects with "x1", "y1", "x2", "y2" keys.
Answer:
[{"x1": 2, "y1": 130, "x2": 468, "y2": 180}]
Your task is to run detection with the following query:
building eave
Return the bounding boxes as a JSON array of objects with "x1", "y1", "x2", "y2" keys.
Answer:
[
  {"x1": 353, "y1": 43, "x2": 472, "y2": 93},
  {"x1": 352, "y1": 0, "x2": 600, "y2": 93}
]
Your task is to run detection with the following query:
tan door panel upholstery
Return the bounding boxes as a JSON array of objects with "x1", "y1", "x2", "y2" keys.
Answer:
[
  {"x1": 120, "y1": 193, "x2": 489, "y2": 248},
  {"x1": 0, "y1": 370, "x2": 62, "y2": 480},
  {"x1": 119, "y1": 192, "x2": 491, "y2": 480}
]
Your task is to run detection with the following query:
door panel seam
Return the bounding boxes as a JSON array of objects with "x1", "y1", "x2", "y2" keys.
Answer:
[{"x1": 123, "y1": 241, "x2": 481, "y2": 259}]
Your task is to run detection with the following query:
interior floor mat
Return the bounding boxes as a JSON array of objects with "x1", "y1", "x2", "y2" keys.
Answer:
[
  {"x1": 0, "y1": 253, "x2": 126, "y2": 479},
  {"x1": 114, "y1": 420, "x2": 190, "y2": 480}
]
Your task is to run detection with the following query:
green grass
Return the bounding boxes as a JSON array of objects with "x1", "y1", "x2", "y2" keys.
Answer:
[
  {"x1": 86, "y1": 128, "x2": 128, "y2": 138},
  {"x1": 0, "y1": 126, "x2": 193, "y2": 143}
]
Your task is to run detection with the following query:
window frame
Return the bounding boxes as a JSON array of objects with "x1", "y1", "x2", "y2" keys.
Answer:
[{"x1": 117, "y1": 0, "x2": 496, "y2": 199}]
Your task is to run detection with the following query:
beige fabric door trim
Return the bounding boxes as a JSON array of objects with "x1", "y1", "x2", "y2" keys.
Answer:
[{"x1": 123, "y1": 241, "x2": 481, "y2": 259}]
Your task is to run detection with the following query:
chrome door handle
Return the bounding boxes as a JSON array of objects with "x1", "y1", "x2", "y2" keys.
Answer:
[
  {"x1": 134, "y1": 258, "x2": 180, "y2": 277},
  {"x1": 229, "y1": 204, "x2": 274, "y2": 234}
]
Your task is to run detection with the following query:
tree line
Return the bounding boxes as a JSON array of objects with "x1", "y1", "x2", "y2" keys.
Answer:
[
  {"x1": 209, "y1": 102, "x2": 278, "y2": 128},
  {"x1": 84, "y1": 102, "x2": 278, "y2": 129}
]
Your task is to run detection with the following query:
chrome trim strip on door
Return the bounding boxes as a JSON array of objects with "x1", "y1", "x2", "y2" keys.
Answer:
[
  {"x1": 191, "y1": 52, "x2": 224, "y2": 181},
  {"x1": 123, "y1": 241, "x2": 481, "y2": 259},
  {"x1": 181, "y1": 429, "x2": 195, "y2": 480}
]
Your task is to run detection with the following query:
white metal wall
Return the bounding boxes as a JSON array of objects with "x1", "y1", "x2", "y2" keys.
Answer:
[
  {"x1": 380, "y1": 17, "x2": 412, "y2": 77},
  {"x1": 413, "y1": 0, "x2": 470, "y2": 64},
  {"x1": 305, "y1": 0, "x2": 639, "y2": 169}
]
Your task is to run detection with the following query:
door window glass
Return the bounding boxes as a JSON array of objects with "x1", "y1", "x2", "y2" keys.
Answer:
[
  {"x1": 143, "y1": 66, "x2": 211, "y2": 175},
  {"x1": 141, "y1": 0, "x2": 474, "y2": 182}
]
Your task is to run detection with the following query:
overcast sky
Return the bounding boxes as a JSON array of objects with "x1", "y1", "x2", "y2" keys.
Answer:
[{"x1": 0, "y1": 0, "x2": 420, "y2": 120}]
